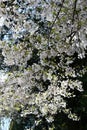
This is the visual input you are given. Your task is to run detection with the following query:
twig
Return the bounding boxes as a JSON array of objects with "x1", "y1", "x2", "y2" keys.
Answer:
[
  {"x1": 72, "y1": 0, "x2": 78, "y2": 24},
  {"x1": 69, "y1": 0, "x2": 78, "y2": 44},
  {"x1": 47, "y1": 0, "x2": 65, "y2": 48}
]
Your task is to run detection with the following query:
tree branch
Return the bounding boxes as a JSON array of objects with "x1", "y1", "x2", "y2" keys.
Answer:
[
  {"x1": 47, "y1": 0, "x2": 65, "y2": 48},
  {"x1": 72, "y1": 0, "x2": 78, "y2": 24}
]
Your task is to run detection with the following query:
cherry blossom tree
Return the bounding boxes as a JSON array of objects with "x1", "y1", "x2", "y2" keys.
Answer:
[{"x1": 0, "y1": 0, "x2": 87, "y2": 129}]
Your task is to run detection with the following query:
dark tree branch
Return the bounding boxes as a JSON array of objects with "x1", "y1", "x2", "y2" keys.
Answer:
[
  {"x1": 47, "y1": 0, "x2": 65, "y2": 48},
  {"x1": 67, "y1": 0, "x2": 78, "y2": 44},
  {"x1": 72, "y1": 0, "x2": 78, "y2": 24}
]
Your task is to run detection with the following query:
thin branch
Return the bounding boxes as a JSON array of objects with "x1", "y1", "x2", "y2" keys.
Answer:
[
  {"x1": 47, "y1": 0, "x2": 65, "y2": 48},
  {"x1": 68, "y1": 0, "x2": 78, "y2": 44},
  {"x1": 50, "y1": 0, "x2": 65, "y2": 31},
  {"x1": 72, "y1": 0, "x2": 78, "y2": 24}
]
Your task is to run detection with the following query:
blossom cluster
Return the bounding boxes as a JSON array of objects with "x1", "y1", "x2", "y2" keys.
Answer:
[{"x1": 0, "y1": 0, "x2": 87, "y2": 123}]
